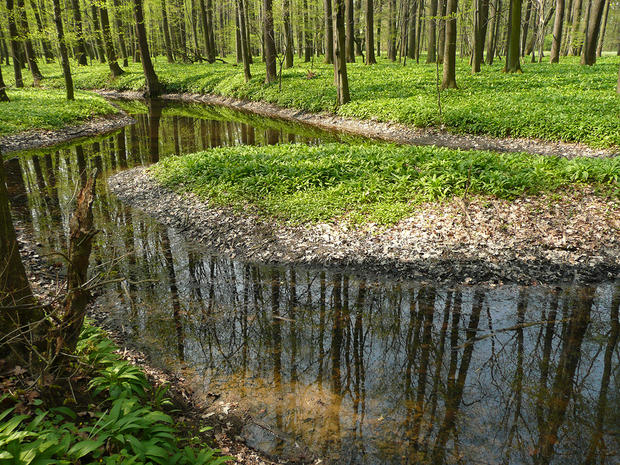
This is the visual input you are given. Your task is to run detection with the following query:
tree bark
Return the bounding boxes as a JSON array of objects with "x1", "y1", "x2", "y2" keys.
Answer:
[
  {"x1": 550, "y1": 0, "x2": 565, "y2": 61},
  {"x1": 6, "y1": 0, "x2": 23, "y2": 88},
  {"x1": 365, "y1": 0, "x2": 376, "y2": 63},
  {"x1": 0, "y1": 66, "x2": 8, "y2": 101},
  {"x1": 28, "y1": 0, "x2": 54, "y2": 62},
  {"x1": 580, "y1": 0, "x2": 605, "y2": 64},
  {"x1": 505, "y1": 0, "x2": 523, "y2": 72},
  {"x1": 236, "y1": 0, "x2": 251, "y2": 81},
  {"x1": 199, "y1": 0, "x2": 215, "y2": 62},
  {"x1": 16, "y1": 0, "x2": 43, "y2": 84},
  {"x1": 304, "y1": 0, "x2": 312, "y2": 61},
  {"x1": 51, "y1": 0, "x2": 74, "y2": 100},
  {"x1": 437, "y1": 0, "x2": 447, "y2": 62},
  {"x1": 90, "y1": 4, "x2": 107, "y2": 63},
  {"x1": 54, "y1": 171, "x2": 98, "y2": 361},
  {"x1": 111, "y1": 0, "x2": 129, "y2": 66},
  {"x1": 161, "y1": 0, "x2": 175, "y2": 62},
  {"x1": 263, "y1": 0, "x2": 277, "y2": 82},
  {"x1": 595, "y1": 0, "x2": 609, "y2": 57},
  {"x1": 521, "y1": 0, "x2": 533, "y2": 55},
  {"x1": 426, "y1": 0, "x2": 438, "y2": 62},
  {"x1": 99, "y1": 2, "x2": 124, "y2": 76},
  {"x1": 441, "y1": 0, "x2": 458, "y2": 88},
  {"x1": 70, "y1": 0, "x2": 88, "y2": 65},
  {"x1": 346, "y1": 0, "x2": 355, "y2": 61},
  {"x1": 283, "y1": 0, "x2": 294, "y2": 66},
  {"x1": 133, "y1": 0, "x2": 161, "y2": 97},
  {"x1": 325, "y1": 0, "x2": 335, "y2": 63},
  {"x1": 334, "y1": 0, "x2": 351, "y2": 104}
]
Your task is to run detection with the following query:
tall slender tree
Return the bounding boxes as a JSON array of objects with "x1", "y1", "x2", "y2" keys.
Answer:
[
  {"x1": 0, "y1": 66, "x2": 8, "y2": 101},
  {"x1": 334, "y1": 0, "x2": 350, "y2": 103},
  {"x1": 426, "y1": 0, "x2": 438, "y2": 62},
  {"x1": 6, "y1": 0, "x2": 23, "y2": 88},
  {"x1": 580, "y1": 0, "x2": 606, "y2": 64},
  {"x1": 70, "y1": 0, "x2": 89, "y2": 65},
  {"x1": 324, "y1": 0, "x2": 334, "y2": 63},
  {"x1": 51, "y1": 0, "x2": 74, "y2": 99},
  {"x1": 133, "y1": 0, "x2": 161, "y2": 97},
  {"x1": 550, "y1": 0, "x2": 565, "y2": 62},
  {"x1": 283, "y1": 0, "x2": 294, "y2": 67},
  {"x1": 365, "y1": 0, "x2": 376, "y2": 63},
  {"x1": 16, "y1": 0, "x2": 43, "y2": 84},
  {"x1": 505, "y1": 0, "x2": 523, "y2": 72},
  {"x1": 263, "y1": 0, "x2": 277, "y2": 82},
  {"x1": 99, "y1": 1, "x2": 125, "y2": 76},
  {"x1": 441, "y1": 0, "x2": 458, "y2": 88}
]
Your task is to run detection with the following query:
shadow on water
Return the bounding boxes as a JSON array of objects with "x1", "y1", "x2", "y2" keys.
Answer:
[{"x1": 6, "y1": 99, "x2": 620, "y2": 465}]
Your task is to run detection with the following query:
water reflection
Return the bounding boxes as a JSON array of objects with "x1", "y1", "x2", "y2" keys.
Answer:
[{"x1": 7, "y1": 100, "x2": 619, "y2": 465}]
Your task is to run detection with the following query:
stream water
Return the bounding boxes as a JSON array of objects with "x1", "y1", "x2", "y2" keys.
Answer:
[{"x1": 7, "y1": 100, "x2": 619, "y2": 465}]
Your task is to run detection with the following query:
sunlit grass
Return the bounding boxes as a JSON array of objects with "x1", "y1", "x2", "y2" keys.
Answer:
[
  {"x1": 2, "y1": 54, "x2": 618, "y2": 147},
  {"x1": 150, "y1": 143, "x2": 620, "y2": 225},
  {"x1": 0, "y1": 88, "x2": 117, "y2": 137}
]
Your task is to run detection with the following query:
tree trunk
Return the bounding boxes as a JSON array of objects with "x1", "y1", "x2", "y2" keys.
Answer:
[
  {"x1": 90, "y1": 5, "x2": 107, "y2": 63},
  {"x1": 199, "y1": 0, "x2": 215, "y2": 62},
  {"x1": 388, "y1": 0, "x2": 397, "y2": 60},
  {"x1": 568, "y1": 0, "x2": 582, "y2": 55},
  {"x1": 580, "y1": 0, "x2": 605, "y2": 64},
  {"x1": 29, "y1": 0, "x2": 54, "y2": 62},
  {"x1": 161, "y1": 0, "x2": 175, "y2": 62},
  {"x1": 14, "y1": 0, "x2": 42, "y2": 85},
  {"x1": 472, "y1": 0, "x2": 489, "y2": 71},
  {"x1": 70, "y1": 0, "x2": 88, "y2": 65},
  {"x1": 426, "y1": 0, "x2": 438, "y2": 62},
  {"x1": 365, "y1": 0, "x2": 376, "y2": 63},
  {"x1": 111, "y1": 0, "x2": 129, "y2": 66},
  {"x1": 51, "y1": 0, "x2": 74, "y2": 100},
  {"x1": 284, "y1": 0, "x2": 294, "y2": 66},
  {"x1": 304, "y1": 0, "x2": 312, "y2": 61},
  {"x1": 325, "y1": 0, "x2": 335, "y2": 63},
  {"x1": 550, "y1": 0, "x2": 565, "y2": 61},
  {"x1": 437, "y1": 0, "x2": 447, "y2": 62},
  {"x1": 6, "y1": 0, "x2": 23, "y2": 88},
  {"x1": 505, "y1": 0, "x2": 522, "y2": 72},
  {"x1": 617, "y1": 65, "x2": 620, "y2": 94},
  {"x1": 441, "y1": 0, "x2": 458, "y2": 88},
  {"x1": 54, "y1": 172, "x2": 98, "y2": 360},
  {"x1": 99, "y1": 2, "x2": 124, "y2": 77},
  {"x1": 236, "y1": 0, "x2": 251, "y2": 81},
  {"x1": 334, "y1": 0, "x2": 350, "y2": 104},
  {"x1": 263, "y1": 0, "x2": 277, "y2": 82},
  {"x1": 346, "y1": 0, "x2": 355, "y2": 61},
  {"x1": 133, "y1": 0, "x2": 161, "y2": 97},
  {"x1": 0, "y1": 66, "x2": 8, "y2": 101},
  {"x1": 595, "y1": 0, "x2": 609, "y2": 57},
  {"x1": 521, "y1": 0, "x2": 533, "y2": 55}
]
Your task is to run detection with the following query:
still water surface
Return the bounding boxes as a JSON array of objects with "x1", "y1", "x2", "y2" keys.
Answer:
[{"x1": 7, "y1": 100, "x2": 619, "y2": 465}]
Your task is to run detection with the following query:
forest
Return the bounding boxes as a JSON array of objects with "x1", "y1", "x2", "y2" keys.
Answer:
[{"x1": 0, "y1": 0, "x2": 619, "y2": 464}]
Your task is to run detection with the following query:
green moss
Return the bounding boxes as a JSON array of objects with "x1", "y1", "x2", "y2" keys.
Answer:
[
  {"x1": 2, "y1": 55, "x2": 618, "y2": 147},
  {"x1": 150, "y1": 143, "x2": 619, "y2": 225},
  {"x1": 0, "y1": 88, "x2": 117, "y2": 137}
]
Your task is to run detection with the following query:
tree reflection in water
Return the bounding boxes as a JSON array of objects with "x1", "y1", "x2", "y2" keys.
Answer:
[{"x1": 8, "y1": 101, "x2": 619, "y2": 465}]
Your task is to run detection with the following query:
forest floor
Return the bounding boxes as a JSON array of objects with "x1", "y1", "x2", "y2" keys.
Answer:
[
  {"x1": 109, "y1": 166, "x2": 620, "y2": 285},
  {"x1": 0, "y1": 88, "x2": 119, "y2": 138},
  {"x1": 2, "y1": 55, "x2": 619, "y2": 149}
]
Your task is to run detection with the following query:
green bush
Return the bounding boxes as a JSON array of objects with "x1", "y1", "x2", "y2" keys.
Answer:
[
  {"x1": 151, "y1": 143, "x2": 619, "y2": 224},
  {"x1": 0, "y1": 324, "x2": 230, "y2": 465}
]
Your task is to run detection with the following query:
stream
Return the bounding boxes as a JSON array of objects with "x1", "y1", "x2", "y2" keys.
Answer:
[{"x1": 7, "y1": 99, "x2": 619, "y2": 465}]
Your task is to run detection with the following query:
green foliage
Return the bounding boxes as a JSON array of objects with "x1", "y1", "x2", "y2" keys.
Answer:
[
  {"x1": 0, "y1": 324, "x2": 230, "y2": 465},
  {"x1": 151, "y1": 143, "x2": 619, "y2": 225},
  {"x1": 0, "y1": 89, "x2": 117, "y2": 137},
  {"x1": 3, "y1": 55, "x2": 618, "y2": 147}
]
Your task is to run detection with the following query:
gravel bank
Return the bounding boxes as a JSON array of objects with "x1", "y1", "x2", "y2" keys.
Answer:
[
  {"x1": 0, "y1": 113, "x2": 135, "y2": 155},
  {"x1": 109, "y1": 167, "x2": 620, "y2": 285},
  {"x1": 96, "y1": 90, "x2": 618, "y2": 159}
]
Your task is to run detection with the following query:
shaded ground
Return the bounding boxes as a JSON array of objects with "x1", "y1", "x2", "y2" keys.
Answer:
[{"x1": 109, "y1": 167, "x2": 620, "y2": 285}]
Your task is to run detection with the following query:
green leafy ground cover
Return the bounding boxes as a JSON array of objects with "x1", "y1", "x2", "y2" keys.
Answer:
[
  {"x1": 0, "y1": 324, "x2": 229, "y2": 465},
  {"x1": 150, "y1": 143, "x2": 619, "y2": 224},
  {"x1": 0, "y1": 89, "x2": 117, "y2": 137},
  {"x1": 2, "y1": 56, "x2": 618, "y2": 147}
]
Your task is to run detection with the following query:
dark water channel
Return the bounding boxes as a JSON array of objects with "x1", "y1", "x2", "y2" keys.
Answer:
[{"x1": 7, "y1": 100, "x2": 619, "y2": 465}]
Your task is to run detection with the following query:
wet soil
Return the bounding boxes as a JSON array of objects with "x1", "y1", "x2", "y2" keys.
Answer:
[{"x1": 96, "y1": 90, "x2": 619, "y2": 159}]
